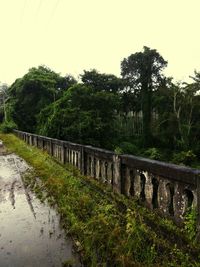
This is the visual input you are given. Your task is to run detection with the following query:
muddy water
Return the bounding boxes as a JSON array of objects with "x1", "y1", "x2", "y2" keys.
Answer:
[{"x1": 0, "y1": 147, "x2": 81, "y2": 267}]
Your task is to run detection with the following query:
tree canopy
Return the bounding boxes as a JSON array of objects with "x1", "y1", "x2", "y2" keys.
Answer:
[
  {"x1": 3, "y1": 48, "x2": 200, "y2": 167},
  {"x1": 7, "y1": 66, "x2": 76, "y2": 132},
  {"x1": 81, "y1": 69, "x2": 123, "y2": 93},
  {"x1": 121, "y1": 46, "x2": 167, "y2": 144},
  {"x1": 37, "y1": 84, "x2": 120, "y2": 148}
]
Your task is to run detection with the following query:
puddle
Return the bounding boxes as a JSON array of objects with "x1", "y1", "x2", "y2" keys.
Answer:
[{"x1": 0, "y1": 152, "x2": 81, "y2": 267}]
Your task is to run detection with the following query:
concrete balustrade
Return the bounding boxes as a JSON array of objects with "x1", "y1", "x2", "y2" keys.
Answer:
[{"x1": 14, "y1": 129, "x2": 200, "y2": 239}]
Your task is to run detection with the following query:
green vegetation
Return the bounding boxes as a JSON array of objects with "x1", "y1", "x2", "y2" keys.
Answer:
[
  {"x1": 1, "y1": 46, "x2": 200, "y2": 166},
  {"x1": 1, "y1": 133, "x2": 200, "y2": 266},
  {"x1": 121, "y1": 46, "x2": 167, "y2": 146},
  {"x1": 6, "y1": 66, "x2": 77, "y2": 132},
  {"x1": 184, "y1": 208, "x2": 197, "y2": 242},
  {"x1": 37, "y1": 84, "x2": 119, "y2": 149},
  {"x1": 0, "y1": 120, "x2": 17, "y2": 133}
]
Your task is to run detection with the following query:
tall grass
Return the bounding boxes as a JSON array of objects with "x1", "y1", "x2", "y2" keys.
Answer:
[{"x1": 1, "y1": 133, "x2": 200, "y2": 267}]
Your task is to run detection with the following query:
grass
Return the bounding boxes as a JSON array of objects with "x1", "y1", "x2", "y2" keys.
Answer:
[{"x1": 1, "y1": 133, "x2": 200, "y2": 266}]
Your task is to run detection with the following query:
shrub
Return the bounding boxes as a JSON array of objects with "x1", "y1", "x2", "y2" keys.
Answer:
[
  {"x1": 115, "y1": 141, "x2": 138, "y2": 155},
  {"x1": 184, "y1": 208, "x2": 197, "y2": 242},
  {"x1": 143, "y1": 147, "x2": 162, "y2": 160},
  {"x1": 172, "y1": 150, "x2": 196, "y2": 166},
  {"x1": 0, "y1": 121, "x2": 17, "y2": 133}
]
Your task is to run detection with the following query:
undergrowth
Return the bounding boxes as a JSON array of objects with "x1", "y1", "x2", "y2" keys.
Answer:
[{"x1": 1, "y1": 133, "x2": 200, "y2": 266}]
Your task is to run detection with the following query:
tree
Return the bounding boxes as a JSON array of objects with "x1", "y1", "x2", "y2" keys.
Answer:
[
  {"x1": 7, "y1": 66, "x2": 72, "y2": 132},
  {"x1": 37, "y1": 84, "x2": 120, "y2": 148},
  {"x1": 173, "y1": 74, "x2": 200, "y2": 150},
  {"x1": 0, "y1": 83, "x2": 9, "y2": 122},
  {"x1": 121, "y1": 46, "x2": 167, "y2": 145},
  {"x1": 57, "y1": 74, "x2": 77, "y2": 92},
  {"x1": 81, "y1": 69, "x2": 123, "y2": 93},
  {"x1": 153, "y1": 76, "x2": 200, "y2": 151}
]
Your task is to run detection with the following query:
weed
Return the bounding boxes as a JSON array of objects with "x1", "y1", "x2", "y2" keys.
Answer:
[{"x1": 184, "y1": 208, "x2": 197, "y2": 242}]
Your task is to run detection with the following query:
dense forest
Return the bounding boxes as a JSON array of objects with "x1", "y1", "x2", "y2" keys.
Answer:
[{"x1": 1, "y1": 46, "x2": 200, "y2": 167}]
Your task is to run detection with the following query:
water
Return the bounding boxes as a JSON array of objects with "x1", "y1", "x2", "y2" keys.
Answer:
[{"x1": 0, "y1": 148, "x2": 81, "y2": 267}]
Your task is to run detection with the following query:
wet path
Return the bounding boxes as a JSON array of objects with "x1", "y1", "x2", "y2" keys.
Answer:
[{"x1": 0, "y1": 142, "x2": 81, "y2": 267}]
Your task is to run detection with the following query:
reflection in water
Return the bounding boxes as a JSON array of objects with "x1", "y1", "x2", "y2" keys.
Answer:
[{"x1": 0, "y1": 153, "x2": 81, "y2": 267}]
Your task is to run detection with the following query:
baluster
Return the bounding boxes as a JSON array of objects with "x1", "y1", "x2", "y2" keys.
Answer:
[
  {"x1": 68, "y1": 149, "x2": 70, "y2": 163},
  {"x1": 71, "y1": 150, "x2": 74, "y2": 165},
  {"x1": 71, "y1": 150, "x2": 73, "y2": 164},
  {"x1": 112, "y1": 155, "x2": 121, "y2": 193},
  {"x1": 62, "y1": 145, "x2": 65, "y2": 164},
  {"x1": 66, "y1": 149, "x2": 69, "y2": 163},
  {"x1": 101, "y1": 160, "x2": 106, "y2": 183},
  {"x1": 58, "y1": 146, "x2": 60, "y2": 160},
  {"x1": 55, "y1": 144, "x2": 57, "y2": 158},
  {"x1": 86, "y1": 155, "x2": 91, "y2": 175},
  {"x1": 90, "y1": 156, "x2": 94, "y2": 177},
  {"x1": 72, "y1": 151, "x2": 75, "y2": 166},
  {"x1": 78, "y1": 151, "x2": 81, "y2": 170},
  {"x1": 107, "y1": 162, "x2": 113, "y2": 184},
  {"x1": 74, "y1": 152, "x2": 76, "y2": 166},
  {"x1": 129, "y1": 169, "x2": 135, "y2": 196},
  {"x1": 144, "y1": 172, "x2": 154, "y2": 209},
  {"x1": 173, "y1": 183, "x2": 190, "y2": 222},
  {"x1": 95, "y1": 159, "x2": 100, "y2": 180},
  {"x1": 55, "y1": 145, "x2": 58, "y2": 158},
  {"x1": 158, "y1": 178, "x2": 172, "y2": 215},
  {"x1": 192, "y1": 189, "x2": 197, "y2": 208},
  {"x1": 74, "y1": 151, "x2": 77, "y2": 166},
  {"x1": 134, "y1": 171, "x2": 142, "y2": 198},
  {"x1": 69, "y1": 150, "x2": 72, "y2": 164},
  {"x1": 124, "y1": 166, "x2": 131, "y2": 196},
  {"x1": 67, "y1": 149, "x2": 70, "y2": 163},
  {"x1": 75, "y1": 152, "x2": 78, "y2": 167},
  {"x1": 60, "y1": 146, "x2": 62, "y2": 161}
]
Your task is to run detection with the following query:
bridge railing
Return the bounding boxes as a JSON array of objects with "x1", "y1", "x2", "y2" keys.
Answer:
[{"x1": 14, "y1": 129, "x2": 200, "y2": 235}]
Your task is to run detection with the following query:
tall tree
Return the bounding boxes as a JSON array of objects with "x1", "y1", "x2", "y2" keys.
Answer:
[
  {"x1": 7, "y1": 66, "x2": 74, "y2": 132},
  {"x1": 81, "y1": 69, "x2": 123, "y2": 93},
  {"x1": 0, "y1": 83, "x2": 9, "y2": 122},
  {"x1": 37, "y1": 84, "x2": 120, "y2": 148},
  {"x1": 121, "y1": 46, "x2": 167, "y2": 145}
]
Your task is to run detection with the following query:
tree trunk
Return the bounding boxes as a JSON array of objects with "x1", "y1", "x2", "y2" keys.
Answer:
[{"x1": 142, "y1": 85, "x2": 152, "y2": 146}]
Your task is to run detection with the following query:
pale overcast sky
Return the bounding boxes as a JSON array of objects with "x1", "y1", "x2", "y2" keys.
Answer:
[{"x1": 0, "y1": 0, "x2": 200, "y2": 85}]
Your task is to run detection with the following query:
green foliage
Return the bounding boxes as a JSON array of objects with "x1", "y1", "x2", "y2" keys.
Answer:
[
  {"x1": 81, "y1": 69, "x2": 123, "y2": 93},
  {"x1": 3, "y1": 58, "x2": 200, "y2": 167},
  {"x1": 153, "y1": 77, "x2": 200, "y2": 152},
  {"x1": 0, "y1": 120, "x2": 17, "y2": 133},
  {"x1": 37, "y1": 84, "x2": 120, "y2": 149},
  {"x1": 170, "y1": 244, "x2": 191, "y2": 267},
  {"x1": 115, "y1": 141, "x2": 138, "y2": 155},
  {"x1": 184, "y1": 208, "x2": 197, "y2": 242},
  {"x1": 172, "y1": 150, "x2": 196, "y2": 166},
  {"x1": 7, "y1": 66, "x2": 76, "y2": 132},
  {"x1": 143, "y1": 147, "x2": 162, "y2": 160},
  {"x1": 121, "y1": 46, "x2": 167, "y2": 146},
  {"x1": 1, "y1": 133, "x2": 200, "y2": 267},
  {"x1": 114, "y1": 146, "x2": 123, "y2": 154}
]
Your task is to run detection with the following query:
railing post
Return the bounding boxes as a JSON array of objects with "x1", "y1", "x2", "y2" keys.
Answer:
[
  {"x1": 112, "y1": 154, "x2": 121, "y2": 194},
  {"x1": 50, "y1": 140, "x2": 53, "y2": 156},
  {"x1": 62, "y1": 142, "x2": 66, "y2": 164},
  {"x1": 80, "y1": 146, "x2": 85, "y2": 175}
]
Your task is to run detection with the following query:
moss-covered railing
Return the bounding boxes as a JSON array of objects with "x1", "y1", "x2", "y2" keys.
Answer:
[{"x1": 14, "y1": 129, "x2": 200, "y2": 238}]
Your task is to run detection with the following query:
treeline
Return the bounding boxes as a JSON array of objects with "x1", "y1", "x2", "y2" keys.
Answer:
[{"x1": 1, "y1": 46, "x2": 200, "y2": 166}]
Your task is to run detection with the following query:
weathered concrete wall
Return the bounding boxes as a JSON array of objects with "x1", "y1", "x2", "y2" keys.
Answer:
[{"x1": 14, "y1": 130, "x2": 200, "y2": 237}]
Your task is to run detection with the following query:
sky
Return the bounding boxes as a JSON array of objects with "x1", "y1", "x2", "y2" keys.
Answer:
[{"x1": 0, "y1": 0, "x2": 200, "y2": 85}]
